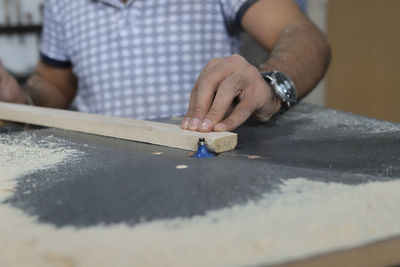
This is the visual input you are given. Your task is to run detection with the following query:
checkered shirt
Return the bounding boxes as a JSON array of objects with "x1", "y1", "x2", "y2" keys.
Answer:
[{"x1": 40, "y1": 0, "x2": 257, "y2": 119}]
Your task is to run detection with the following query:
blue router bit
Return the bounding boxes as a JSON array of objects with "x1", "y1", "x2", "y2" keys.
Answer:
[{"x1": 193, "y1": 138, "x2": 216, "y2": 158}]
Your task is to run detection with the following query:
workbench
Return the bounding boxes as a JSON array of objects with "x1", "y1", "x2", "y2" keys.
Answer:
[{"x1": 1, "y1": 103, "x2": 400, "y2": 267}]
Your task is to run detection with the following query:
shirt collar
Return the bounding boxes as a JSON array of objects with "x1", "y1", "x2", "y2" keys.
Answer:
[{"x1": 92, "y1": 0, "x2": 133, "y2": 9}]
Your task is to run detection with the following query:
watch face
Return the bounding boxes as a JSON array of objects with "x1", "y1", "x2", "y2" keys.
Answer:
[{"x1": 273, "y1": 72, "x2": 297, "y2": 103}]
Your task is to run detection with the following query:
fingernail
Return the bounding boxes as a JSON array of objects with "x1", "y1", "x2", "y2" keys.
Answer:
[
  {"x1": 200, "y1": 119, "x2": 211, "y2": 131},
  {"x1": 189, "y1": 118, "x2": 200, "y2": 131},
  {"x1": 214, "y1": 123, "x2": 226, "y2": 131},
  {"x1": 181, "y1": 118, "x2": 190, "y2": 129}
]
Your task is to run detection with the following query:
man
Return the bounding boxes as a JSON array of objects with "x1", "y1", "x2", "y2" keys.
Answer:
[{"x1": 0, "y1": 0, "x2": 330, "y2": 132}]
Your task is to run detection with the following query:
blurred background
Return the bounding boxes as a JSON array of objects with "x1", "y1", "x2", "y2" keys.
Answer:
[{"x1": 0, "y1": 0, "x2": 399, "y2": 122}]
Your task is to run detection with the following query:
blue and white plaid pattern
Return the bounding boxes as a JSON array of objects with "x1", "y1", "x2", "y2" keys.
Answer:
[{"x1": 41, "y1": 0, "x2": 253, "y2": 119}]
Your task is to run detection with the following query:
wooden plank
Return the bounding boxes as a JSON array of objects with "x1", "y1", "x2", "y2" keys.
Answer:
[{"x1": 0, "y1": 102, "x2": 237, "y2": 153}]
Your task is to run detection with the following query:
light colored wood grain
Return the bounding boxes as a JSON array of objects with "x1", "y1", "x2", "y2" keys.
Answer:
[{"x1": 0, "y1": 102, "x2": 237, "y2": 153}]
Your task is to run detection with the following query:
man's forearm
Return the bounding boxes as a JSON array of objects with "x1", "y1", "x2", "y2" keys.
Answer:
[
  {"x1": 259, "y1": 22, "x2": 331, "y2": 99},
  {"x1": 23, "y1": 63, "x2": 77, "y2": 108},
  {"x1": 23, "y1": 73, "x2": 64, "y2": 107}
]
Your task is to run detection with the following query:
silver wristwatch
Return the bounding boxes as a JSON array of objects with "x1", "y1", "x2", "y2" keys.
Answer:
[{"x1": 261, "y1": 71, "x2": 297, "y2": 113}]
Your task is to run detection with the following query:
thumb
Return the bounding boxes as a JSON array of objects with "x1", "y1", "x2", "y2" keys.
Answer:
[
  {"x1": 0, "y1": 60, "x2": 4, "y2": 78},
  {"x1": 0, "y1": 62, "x2": 4, "y2": 83},
  {"x1": 0, "y1": 60, "x2": 7, "y2": 88},
  {"x1": 0, "y1": 60, "x2": 8, "y2": 84},
  {"x1": 0, "y1": 62, "x2": 3, "y2": 82}
]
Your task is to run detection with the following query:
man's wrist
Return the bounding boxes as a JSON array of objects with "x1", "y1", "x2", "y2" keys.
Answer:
[{"x1": 260, "y1": 71, "x2": 297, "y2": 114}]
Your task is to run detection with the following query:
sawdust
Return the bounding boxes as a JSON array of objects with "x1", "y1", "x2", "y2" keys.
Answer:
[
  {"x1": 1, "y1": 132, "x2": 400, "y2": 266},
  {"x1": 247, "y1": 155, "x2": 261, "y2": 159},
  {"x1": 0, "y1": 132, "x2": 83, "y2": 182},
  {"x1": 175, "y1": 164, "x2": 189, "y2": 169},
  {"x1": 287, "y1": 106, "x2": 400, "y2": 134},
  {"x1": 1, "y1": 146, "x2": 400, "y2": 267},
  {"x1": 0, "y1": 132, "x2": 84, "y2": 266}
]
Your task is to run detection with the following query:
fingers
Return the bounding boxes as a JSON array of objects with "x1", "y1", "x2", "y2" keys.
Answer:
[
  {"x1": 181, "y1": 58, "x2": 224, "y2": 129},
  {"x1": 214, "y1": 79, "x2": 272, "y2": 132},
  {"x1": 0, "y1": 65, "x2": 25, "y2": 103},
  {"x1": 182, "y1": 57, "x2": 234, "y2": 131},
  {"x1": 213, "y1": 95, "x2": 257, "y2": 132},
  {"x1": 182, "y1": 54, "x2": 280, "y2": 132},
  {"x1": 0, "y1": 60, "x2": 8, "y2": 88},
  {"x1": 0, "y1": 61, "x2": 4, "y2": 81},
  {"x1": 0, "y1": 64, "x2": 6, "y2": 94},
  {"x1": 0, "y1": 73, "x2": 14, "y2": 101},
  {"x1": 197, "y1": 72, "x2": 248, "y2": 132},
  {"x1": 181, "y1": 80, "x2": 199, "y2": 129}
]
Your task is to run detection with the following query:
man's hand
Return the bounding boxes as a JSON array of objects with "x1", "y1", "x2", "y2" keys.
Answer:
[
  {"x1": 181, "y1": 0, "x2": 330, "y2": 132},
  {"x1": 0, "y1": 61, "x2": 30, "y2": 104},
  {"x1": 1, "y1": 60, "x2": 78, "y2": 108},
  {"x1": 181, "y1": 54, "x2": 281, "y2": 132}
]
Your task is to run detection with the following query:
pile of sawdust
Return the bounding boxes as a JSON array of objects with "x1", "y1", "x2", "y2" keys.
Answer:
[
  {"x1": 0, "y1": 133, "x2": 82, "y2": 182},
  {"x1": 1, "y1": 132, "x2": 400, "y2": 267}
]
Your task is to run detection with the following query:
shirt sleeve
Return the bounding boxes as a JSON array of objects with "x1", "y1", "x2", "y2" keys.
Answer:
[
  {"x1": 218, "y1": 0, "x2": 260, "y2": 29},
  {"x1": 40, "y1": 0, "x2": 71, "y2": 68}
]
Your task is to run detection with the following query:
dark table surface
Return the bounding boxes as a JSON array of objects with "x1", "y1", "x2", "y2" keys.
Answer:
[{"x1": 2, "y1": 103, "x2": 400, "y2": 228}]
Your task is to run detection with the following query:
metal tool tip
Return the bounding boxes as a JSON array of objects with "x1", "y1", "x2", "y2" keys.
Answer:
[
  {"x1": 198, "y1": 138, "x2": 206, "y2": 145},
  {"x1": 193, "y1": 138, "x2": 215, "y2": 158}
]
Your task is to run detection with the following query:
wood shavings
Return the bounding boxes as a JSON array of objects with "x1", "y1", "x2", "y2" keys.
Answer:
[
  {"x1": 175, "y1": 165, "x2": 188, "y2": 169},
  {"x1": 247, "y1": 155, "x2": 261, "y2": 159},
  {"x1": 1, "y1": 132, "x2": 400, "y2": 267},
  {"x1": 1, "y1": 188, "x2": 16, "y2": 193},
  {"x1": 0, "y1": 132, "x2": 83, "y2": 193},
  {"x1": 1, "y1": 177, "x2": 400, "y2": 266}
]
